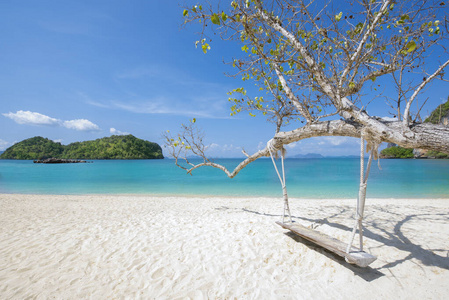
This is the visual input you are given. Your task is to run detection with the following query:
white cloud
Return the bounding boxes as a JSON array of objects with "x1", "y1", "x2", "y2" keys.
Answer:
[
  {"x1": 285, "y1": 142, "x2": 298, "y2": 149},
  {"x1": 3, "y1": 110, "x2": 101, "y2": 132},
  {"x1": 326, "y1": 136, "x2": 351, "y2": 146},
  {"x1": 257, "y1": 141, "x2": 266, "y2": 150},
  {"x1": 287, "y1": 136, "x2": 361, "y2": 157},
  {"x1": 63, "y1": 119, "x2": 100, "y2": 131},
  {"x1": 205, "y1": 143, "x2": 244, "y2": 158},
  {"x1": 0, "y1": 139, "x2": 12, "y2": 151},
  {"x1": 110, "y1": 128, "x2": 129, "y2": 135},
  {"x1": 83, "y1": 64, "x2": 233, "y2": 119},
  {"x1": 106, "y1": 97, "x2": 229, "y2": 119},
  {"x1": 2, "y1": 110, "x2": 60, "y2": 126},
  {"x1": 207, "y1": 143, "x2": 220, "y2": 149}
]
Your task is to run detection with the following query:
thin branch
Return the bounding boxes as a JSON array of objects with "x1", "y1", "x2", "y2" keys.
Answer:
[
  {"x1": 403, "y1": 58, "x2": 449, "y2": 126},
  {"x1": 272, "y1": 61, "x2": 314, "y2": 122},
  {"x1": 339, "y1": 0, "x2": 392, "y2": 88}
]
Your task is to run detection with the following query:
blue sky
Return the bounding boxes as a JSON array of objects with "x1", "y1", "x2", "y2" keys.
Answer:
[{"x1": 0, "y1": 1, "x2": 447, "y2": 157}]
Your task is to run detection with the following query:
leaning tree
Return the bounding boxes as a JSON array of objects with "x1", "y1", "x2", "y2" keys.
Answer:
[
  {"x1": 165, "y1": 0, "x2": 449, "y2": 264},
  {"x1": 166, "y1": 0, "x2": 448, "y2": 174},
  {"x1": 165, "y1": 0, "x2": 449, "y2": 178}
]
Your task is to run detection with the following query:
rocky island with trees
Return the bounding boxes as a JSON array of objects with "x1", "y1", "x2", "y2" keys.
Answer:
[{"x1": 0, "y1": 135, "x2": 164, "y2": 160}]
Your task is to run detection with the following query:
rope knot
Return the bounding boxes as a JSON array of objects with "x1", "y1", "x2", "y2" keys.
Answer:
[{"x1": 267, "y1": 138, "x2": 285, "y2": 159}]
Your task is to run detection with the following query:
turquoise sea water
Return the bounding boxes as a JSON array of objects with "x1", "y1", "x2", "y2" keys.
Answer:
[{"x1": 0, "y1": 158, "x2": 448, "y2": 198}]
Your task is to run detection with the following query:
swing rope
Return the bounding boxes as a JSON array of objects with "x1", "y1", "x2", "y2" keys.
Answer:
[
  {"x1": 270, "y1": 135, "x2": 379, "y2": 267},
  {"x1": 346, "y1": 135, "x2": 374, "y2": 254},
  {"x1": 267, "y1": 139, "x2": 292, "y2": 223}
]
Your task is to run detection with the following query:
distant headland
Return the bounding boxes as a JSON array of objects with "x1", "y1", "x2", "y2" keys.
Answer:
[{"x1": 0, "y1": 135, "x2": 164, "y2": 160}]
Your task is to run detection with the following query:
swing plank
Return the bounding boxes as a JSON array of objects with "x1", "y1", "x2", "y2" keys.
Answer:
[{"x1": 276, "y1": 221, "x2": 377, "y2": 267}]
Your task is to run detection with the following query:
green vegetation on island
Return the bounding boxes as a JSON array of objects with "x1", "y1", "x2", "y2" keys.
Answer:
[
  {"x1": 0, "y1": 137, "x2": 64, "y2": 160},
  {"x1": 422, "y1": 151, "x2": 449, "y2": 159},
  {"x1": 424, "y1": 97, "x2": 449, "y2": 125},
  {"x1": 380, "y1": 146, "x2": 414, "y2": 159},
  {"x1": 0, "y1": 135, "x2": 164, "y2": 160}
]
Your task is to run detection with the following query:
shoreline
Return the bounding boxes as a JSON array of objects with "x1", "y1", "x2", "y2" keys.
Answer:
[
  {"x1": 2, "y1": 192, "x2": 449, "y2": 201},
  {"x1": 1, "y1": 194, "x2": 449, "y2": 299}
]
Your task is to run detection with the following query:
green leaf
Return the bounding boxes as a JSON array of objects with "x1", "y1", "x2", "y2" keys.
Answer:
[
  {"x1": 221, "y1": 12, "x2": 228, "y2": 21},
  {"x1": 211, "y1": 13, "x2": 221, "y2": 25},
  {"x1": 335, "y1": 12, "x2": 343, "y2": 21},
  {"x1": 241, "y1": 45, "x2": 249, "y2": 52},
  {"x1": 201, "y1": 43, "x2": 210, "y2": 53},
  {"x1": 406, "y1": 41, "x2": 417, "y2": 52},
  {"x1": 183, "y1": 9, "x2": 188, "y2": 17}
]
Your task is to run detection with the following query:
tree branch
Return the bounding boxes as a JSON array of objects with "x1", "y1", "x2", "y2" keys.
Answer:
[
  {"x1": 272, "y1": 61, "x2": 314, "y2": 122},
  {"x1": 403, "y1": 58, "x2": 449, "y2": 126},
  {"x1": 167, "y1": 119, "x2": 449, "y2": 178}
]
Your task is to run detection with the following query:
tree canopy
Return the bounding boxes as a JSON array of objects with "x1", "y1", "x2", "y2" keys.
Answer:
[
  {"x1": 0, "y1": 135, "x2": 164, "y2": 160},
  {"x1": 380, "y1": 146, "x2": 414, "y2": 159},
  {"x1": 0, "y1": 137, "x2": 64, "y2": 160},
  {"x1": 165, "y1": 0, "x2": 449, "y2": 176}
]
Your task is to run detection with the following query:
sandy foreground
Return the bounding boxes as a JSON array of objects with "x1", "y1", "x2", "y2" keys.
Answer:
[{"x1": 0, "y1": 194, "x2": 448, "y2": 299}]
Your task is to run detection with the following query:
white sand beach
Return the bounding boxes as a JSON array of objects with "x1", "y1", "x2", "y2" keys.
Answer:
[{"x1": 1, "y1": 194, "x2": 448, "y2": 299}]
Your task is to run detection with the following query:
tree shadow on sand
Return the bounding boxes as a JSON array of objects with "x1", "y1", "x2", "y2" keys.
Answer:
[{"x1": 241, "y1": 205, "x2": 449, "y2": 281}]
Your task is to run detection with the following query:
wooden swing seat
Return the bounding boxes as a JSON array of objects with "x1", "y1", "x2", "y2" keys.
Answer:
[{"x1": 276, "y1": 221, "x2": 377, "y2": 267}]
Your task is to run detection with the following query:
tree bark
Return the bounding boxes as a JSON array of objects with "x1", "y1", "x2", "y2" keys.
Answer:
[
  {"x1": 210, "y1": 119, "x2": 449, "y2": 179},
  {"x1": 275, "y1": 120, "x2": 449, "y2": 154}
]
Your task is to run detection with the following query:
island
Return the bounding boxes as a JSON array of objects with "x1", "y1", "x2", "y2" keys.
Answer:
[{"x1": 0, "y1": 135, "x2": 164, "y2": 160}]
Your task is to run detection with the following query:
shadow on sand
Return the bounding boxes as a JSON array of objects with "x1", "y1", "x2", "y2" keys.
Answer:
[{"x1": 241, "y1": 205, "x2": 449, "y2": 281}]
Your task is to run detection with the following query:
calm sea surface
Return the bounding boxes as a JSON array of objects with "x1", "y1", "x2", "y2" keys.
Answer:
[{"x1": 0, "y1": 158, "x2": 448, "y2": 198}]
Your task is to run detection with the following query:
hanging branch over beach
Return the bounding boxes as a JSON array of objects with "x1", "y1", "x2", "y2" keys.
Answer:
[{"x1": 165, "y1": 0, "x2": 449, "y2": 177}]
